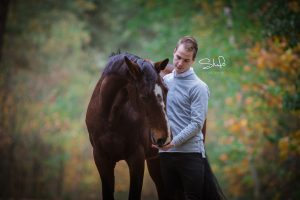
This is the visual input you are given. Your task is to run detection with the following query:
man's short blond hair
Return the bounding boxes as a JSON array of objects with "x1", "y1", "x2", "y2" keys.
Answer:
[{"x1": 175, "y1": 36, "x2": 198, "y2": 60}]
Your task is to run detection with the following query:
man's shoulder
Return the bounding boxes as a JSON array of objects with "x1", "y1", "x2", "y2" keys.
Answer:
[
  {"x1": 190, "y1": 77, "x2": 210, "y2": 97},
  {"x1": 190, "y1": 73, "x2": 208, "y2": 88},
  {"x1": 197, "y1": 78, "x2": 209, "y2": 89}
]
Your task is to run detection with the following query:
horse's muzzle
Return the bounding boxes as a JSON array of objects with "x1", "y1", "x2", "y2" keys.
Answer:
[
  {"x1": 151, "y1": 132, "x2": 169, "y2": 147},
  {"x1": 156, "y1": 138, "x2": 167, "y2": 147}
]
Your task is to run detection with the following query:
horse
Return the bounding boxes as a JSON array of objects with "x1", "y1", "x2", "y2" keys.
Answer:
[{"x1": 85, "y1": 52, "x2": 171, "y2": 200}]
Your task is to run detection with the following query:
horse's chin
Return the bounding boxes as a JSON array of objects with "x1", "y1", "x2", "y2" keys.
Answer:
[
  {"x1": 151, "y1": 133, "x2": 164, "y2": 147},
  {"x1": 158, "y1": 141, "x2": 171, "y2": 148}
]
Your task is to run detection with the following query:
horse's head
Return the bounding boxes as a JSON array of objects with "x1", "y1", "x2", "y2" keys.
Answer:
[{"x1": 124, "y1": 56, "x2": 171, "y2": 147}]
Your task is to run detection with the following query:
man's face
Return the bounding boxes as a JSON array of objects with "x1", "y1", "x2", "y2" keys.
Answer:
[{"x1": 173, "y1": 44, "x2": 195, "y2": 74}]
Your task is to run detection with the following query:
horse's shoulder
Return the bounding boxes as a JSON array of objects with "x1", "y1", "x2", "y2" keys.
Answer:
[{"x1": 100, "y1": 74, "x2": 127, "y2": 94}]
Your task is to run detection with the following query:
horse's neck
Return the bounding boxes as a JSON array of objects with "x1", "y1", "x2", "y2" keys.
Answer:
[{"x1": 99, "y1": 75, "x2": 127, "y2": 119}]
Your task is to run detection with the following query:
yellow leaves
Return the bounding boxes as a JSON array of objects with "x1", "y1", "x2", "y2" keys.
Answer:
[
  {"x1": 240, "y1": 119, "x2": 248, "y2": 128},
  {"x1": 243, "y1": 65, "x2": 251, "y2": 72},
  {"x1": 267, "y1": 79, "x2": 275, "y2": 87},
  {"x1": 211, "y1": 163, "x2": 219, "y2": 173},
  {"x1": 75, "y1": 0, "x2": 97, "y2": 11},
  {"x1": 225, "y1": 93, "x2": 243, "y2": 106},
  {"x1": 224, "y1": 118, "x2": 249, "y2": 140},
  {"x1": 226, "y1": 136, "x2": 235, "y2": 145},
  {"x1": 290, "y1": 130, "x2": 300, "y2": 154},
  {"x1": 256, "y1": 54, "x2": 265, "y2": 69},
  {"x1": 290, "y1": 136, "x2": 300, "y2": 157},
  {"x1": 230, "y1": 183, "x2": 243, "y2": 197},
  {"x1": 294, "y1": 130, "x2": 300, "y2": 140},
  {"x1": 242, "y1": 84, "x2": 250, "y2": 92},
  {"x1": 219, "y1": 153, "x2": 229, "y2": 162},
  {"x1": 262, "y1": 92, "x2": 282, "y2": 109},
  {"x1": 223, "y1": 158, "x2": 250, "y2": 198},
  {"x1": 288, "y1": 0, "x2": 300, "y2": 13},
  {"x1": 245, "y1": 97, "x2": 253, "y2": 105},
  {"x1": 229, "y1": 123, "x2": 241, "y2": 134},
  {"x1": 225, "y1": 96, "x2": 233, "y2": 106},
  {"x1": 236, "y1": 93, "x2": 243, "y2": 104},
  {"x1": 280, "y1": 48, "x2": 293, "y2": 63},
  {"x1": 248, "y1": 37, "x2": 300, "y2": 83},
  {"x1": 278, "y1": 137, "x2": 290, "y2": 160},
  {"x1": 82, "y1": 160, "x2": 98, "y2": 185},
  {"x1": 115, "y1": 161, "x2": 130, "y2": 192},
  {"x1": 278, "y1": 131, "x2": 300, "y2": 161}
]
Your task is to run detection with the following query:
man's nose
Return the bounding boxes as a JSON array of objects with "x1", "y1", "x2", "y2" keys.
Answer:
[{"x1": 178, "y1": 60, "x2": 184, "y2": 66}]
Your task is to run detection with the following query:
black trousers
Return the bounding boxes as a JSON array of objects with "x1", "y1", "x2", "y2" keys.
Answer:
[{"x1": 159, "y1": 153, "x2": 205, "y2": 200}]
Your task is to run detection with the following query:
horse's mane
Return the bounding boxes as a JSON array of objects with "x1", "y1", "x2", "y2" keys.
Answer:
[{"x1": 103, "y1": 51, "x2": 158, "y2": 90}]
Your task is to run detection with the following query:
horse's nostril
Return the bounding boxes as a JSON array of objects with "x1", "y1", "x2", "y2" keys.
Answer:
[{"x1": 157, "y1": 138, "x2": 166, "y2": 147}]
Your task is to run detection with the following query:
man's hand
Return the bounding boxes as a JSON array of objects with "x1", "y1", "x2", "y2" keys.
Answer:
[{"x1": 152, "y1": 143, "x2": 175, "y2": 151}]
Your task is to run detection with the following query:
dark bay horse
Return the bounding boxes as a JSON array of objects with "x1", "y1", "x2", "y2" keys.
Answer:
[{"x1": 86, "y1": 53, "x2": 171, "y2": 200}]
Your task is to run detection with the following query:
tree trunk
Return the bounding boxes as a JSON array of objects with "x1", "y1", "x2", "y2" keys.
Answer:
[
  {"x1": 248, "y1": 155, "x2": 261, "y2": 200},
  {"x1": 57, "y1": 149, "x2": 65, "y2": 198},
  {"x1": 0, "y1": 0, "x2": 10, "y2": 61}
]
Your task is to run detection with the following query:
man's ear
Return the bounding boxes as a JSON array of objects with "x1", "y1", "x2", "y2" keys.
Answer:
[
  {"x1": 124, "y1": 56, "x2": 142, "y2": 80},
  {"x1": 173, "y1": 47, "x2": 177, "y2": 55},
  {"x1": 154, "y1": 58, "x2": 169, "y2": 73}
]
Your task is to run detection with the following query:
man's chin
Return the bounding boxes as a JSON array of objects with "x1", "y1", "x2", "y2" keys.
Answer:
[{"x1": 175, "y1": 68, "x2": 183, "y2": 73}]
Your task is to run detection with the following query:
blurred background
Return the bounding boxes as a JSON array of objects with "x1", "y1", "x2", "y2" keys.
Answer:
[{"x1": 0, "y1": 0, "x2": 299, "y2": 199}]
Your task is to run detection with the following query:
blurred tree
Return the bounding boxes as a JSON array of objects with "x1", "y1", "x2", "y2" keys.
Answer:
[
  {"x1": 0, "y1": 0, "x2": 99, "y2": 198},
  {"x1": 0, "y1": 0, "x2": 10, "y2": 60},
  {"x1": 221, "y1": 0, "x2": 300, "y2": 199}
]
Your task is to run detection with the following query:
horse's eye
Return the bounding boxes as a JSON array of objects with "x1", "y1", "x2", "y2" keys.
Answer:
[
  {"x1": 141, "y1": 95, "x2": 149, "y2": 101},
  {"x1": 157, "y1": 95, "x2": 163, "y2": 102}
]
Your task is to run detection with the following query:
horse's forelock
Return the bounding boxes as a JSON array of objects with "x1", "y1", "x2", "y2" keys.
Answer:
[
  {"x1": 104, "y1": 53, "x2": 158, "y2": 90},
  {"x1": 136, "y1": 59, "x2": 158, "y2": 90},
  {"x1": 103, "y1": 53, "x2": 140, "y2": 76}
]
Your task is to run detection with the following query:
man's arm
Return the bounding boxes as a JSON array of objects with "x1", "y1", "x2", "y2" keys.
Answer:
[
  {"x1": 202, "y1": 119, "x2": 206, "y2": 143},
  {"x1": 171, "y1": 85, "x2": 209, "y2": 147}
]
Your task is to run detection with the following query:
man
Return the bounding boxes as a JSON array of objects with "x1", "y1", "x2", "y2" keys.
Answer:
[{"x1": 153, "y1": 36, "x2": 225, "y2": 200}]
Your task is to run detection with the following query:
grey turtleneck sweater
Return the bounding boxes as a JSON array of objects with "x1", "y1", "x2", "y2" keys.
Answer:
[{"x1": 160, "y1": 68, "x2": 209, "y2": 156}]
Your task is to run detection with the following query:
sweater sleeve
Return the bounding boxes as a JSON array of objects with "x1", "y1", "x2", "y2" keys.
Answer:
[{"x1": 171, "y1": 84, "x2": 209, "y2": 147}]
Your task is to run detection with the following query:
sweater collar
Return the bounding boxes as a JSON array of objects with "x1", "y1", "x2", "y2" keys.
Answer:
[{"x1": 174, "y1": 68, "x2": 194, "y2": 78}]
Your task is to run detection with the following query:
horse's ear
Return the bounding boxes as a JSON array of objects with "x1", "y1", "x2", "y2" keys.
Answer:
[
  {"x1": 124, "y1": 56, "x2": 142, "y2": 80},
  {"x1": 160, "y1": 64, "x2": 174, "y2": 77},
  {"x1": 154, "y1": 58, "x2": 169, "y2": 73}
]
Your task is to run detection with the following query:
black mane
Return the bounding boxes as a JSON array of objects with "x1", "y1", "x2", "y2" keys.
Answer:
[{"x1": 103, "y1": 52, "x2": 158, "y2": 89}]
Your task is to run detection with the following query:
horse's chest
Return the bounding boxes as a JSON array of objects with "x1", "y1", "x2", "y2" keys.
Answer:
[{"x1": 98, "y1": 127, "x2": 148, "y2": 160}]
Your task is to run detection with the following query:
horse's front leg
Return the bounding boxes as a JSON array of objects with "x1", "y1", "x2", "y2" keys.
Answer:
[
  {"x1": 125, "y1": 146, "x2": 145, "y2": 200},
  {"x1": 93, "y1": 148, "x2": 116, "y2": 200}
]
